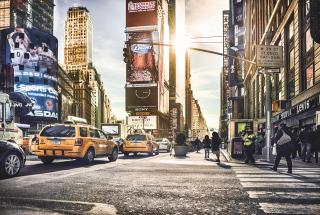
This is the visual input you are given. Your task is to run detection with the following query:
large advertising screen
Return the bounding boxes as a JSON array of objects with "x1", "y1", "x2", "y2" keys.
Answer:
[
  {"x1": 126, "y1": 84, "x2": 158, "y2": 112},
  {"x1": 126, "y1": 0, "x2": 158, "y2": 31},
  {"x1": 1, "y1": 28, "x2": 58, "y2": 121},
  {"x1": 127, "y1": 32, "x2": 158, "y2": 82}
]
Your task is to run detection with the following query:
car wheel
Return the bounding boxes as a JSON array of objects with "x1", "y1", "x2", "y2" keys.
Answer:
[
  {"x1": 155, "y1": 147, "x2": 159, "y2": 155},
  {"x1": 82, "y1": 148, "x2": 95, "y2": 164},
  {"x1": 108, "y1": 148, "x2": 118, "y2": 162},
  {"x1": 40, "y1": 157, "x2": 54, "y2": 164},
  {"x1": 1, "y1": 152, "x2": 22, "y2": 178}
]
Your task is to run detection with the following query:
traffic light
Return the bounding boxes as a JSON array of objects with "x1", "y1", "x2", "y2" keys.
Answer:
[
  {"x1": 123, "y1": 47, "x2": 130, "y2": 63},
  {"x1": 310, "y1": 0, "x2": 320, "y2": 43}
]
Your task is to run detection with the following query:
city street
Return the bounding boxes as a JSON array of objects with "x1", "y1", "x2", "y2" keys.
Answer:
[{"x1": 0, "y1": 152, "x2": 319, "y2": 214}]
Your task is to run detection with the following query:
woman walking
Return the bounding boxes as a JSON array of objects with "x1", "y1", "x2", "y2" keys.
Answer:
[
  {"x1": 272, "y1": 123, "x2": 293, "y2": 174},
  {"x1": 211, "y1": 132, "x2": 222, "y2": 163},
  {"x1": 203, "y1": 135, "x2": 211, "y2": 159}
]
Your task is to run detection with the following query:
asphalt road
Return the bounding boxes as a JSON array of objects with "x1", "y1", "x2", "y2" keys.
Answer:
[{"x1": 1, "y1": 151, "x2": 319, "y2": 214}]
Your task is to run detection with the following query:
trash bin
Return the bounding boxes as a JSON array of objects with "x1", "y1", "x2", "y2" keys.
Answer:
[{"x1": 231, "y1": 137, "x2": 244, "y2": 158}]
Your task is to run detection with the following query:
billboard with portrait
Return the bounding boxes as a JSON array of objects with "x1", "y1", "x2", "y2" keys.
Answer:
[
  {"x1": 1, "y1": 28, "x2": 58, "y2": 121},
  {"x1": 126, "y1": 84, "x2": 158, "y2": 112},
  {"x1": 126, "y1": 0, "x2": 158, "y2": 31},
  {"x1": 127, "y1": 32, "x2": 158, "y2": 82}
]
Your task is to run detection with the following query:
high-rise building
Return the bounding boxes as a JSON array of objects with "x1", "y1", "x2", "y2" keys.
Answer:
[
  {"x1": 64, "y1": 6, "x2": 93, "y2": 123},
  {"x1": 243, "y1": 0, "x2": 320, "y2": 130},
  {"x1": 0, "y1": 0, "x2": 54, "y2": 34},
  {"x1": 168, "y1": 0, "x2": 186, "y2": 139},
  {"x1": 64, "y1": 6, "x2": 92, "y2": 72}
]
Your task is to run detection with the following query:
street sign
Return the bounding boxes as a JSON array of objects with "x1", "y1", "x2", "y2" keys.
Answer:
[{"x1": 256, "y1": 45, "x2": 283, "y2": 68}]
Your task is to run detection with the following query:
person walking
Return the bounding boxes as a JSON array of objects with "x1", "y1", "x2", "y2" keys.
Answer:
[
  {"x1": 291, "y1": 128, "x2": 301, "y2": 159},
  {"x1": 310, "y1": 125, "x2": 320, "y2": 163},
  {"x1": 241, "y1": 128, "x2": 256, "y2": 164},
  {"x1": 300, "y1": 126, "x2": 312, "y2": 162},
  {"x1": 255, "y1": 131, "x2": 265, "y2": 155},
  {"x1": 272, "y1": 123, "x2": 293, "y2": 174},
  {"x1": 203, "y1": 135, "x2": 211, "y2": 159},
  {"x1": 194, "y1": 137, "x2": 201, "y2": 153},
  {"x1": 211, "y1": 132, "x2": 221, "y2": 163}
]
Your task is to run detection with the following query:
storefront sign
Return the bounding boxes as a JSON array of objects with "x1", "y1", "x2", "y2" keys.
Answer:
[
  {"x1": 273, "y1": 94, "x2": 320, "y2": 122},
  {"x1": 127, "y1": 115, "x2": 157, "y2": 130}
]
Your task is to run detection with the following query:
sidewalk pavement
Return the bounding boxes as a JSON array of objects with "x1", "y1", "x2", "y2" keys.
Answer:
[{"x1": 221, "y1": 148, "x2": 320, "y2": 168}]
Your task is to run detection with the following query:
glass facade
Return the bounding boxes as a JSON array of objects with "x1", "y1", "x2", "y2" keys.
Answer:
[{"x1": 0, "y1": 0, "x2": 54, "y2": 34}]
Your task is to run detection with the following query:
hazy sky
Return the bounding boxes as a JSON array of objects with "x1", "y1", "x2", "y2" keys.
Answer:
[{"x1": 54, "y1": 0, "x2": 228, "y2": 130}]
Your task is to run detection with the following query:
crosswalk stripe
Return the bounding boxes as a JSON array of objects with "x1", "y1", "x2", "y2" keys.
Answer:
[
  {"x1": 247, "y1": 191, "x2": 320, "y2": 200},
  {"x1": 259, "y1": 203, "x2": 320, "y2": 214},
  {"x1": 232, "y1": 162, "x2": 320, "y2": 214}
]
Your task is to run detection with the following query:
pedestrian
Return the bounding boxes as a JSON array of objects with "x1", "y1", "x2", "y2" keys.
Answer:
[
  {"x1": 241, "y1": 127, "x2": 256, "y2": 164},
  {"x1": 255, "y1": 130, "x2": 265, "y2": 155},
  {"x1": 194, "y1": 137, "x2": 201, "y2": 153},
  {"x1": 291, "y1": 128, "x2": 301, "y2": 159},
  {"x1": 309, "y1": 125, "x2": 320, "y2": 163},
  {"x1": 211, "y1": 132, "x2": 221, "y2": 163},
  {"x1": 272, "y1": 123, "x2": 293, "y2": 174},
  {"x1": 202, "y1": 135, "x2": 211, "y2": 159},
  {"x1": 300, "y1": 126, "x2": 312, "y2": 162}
]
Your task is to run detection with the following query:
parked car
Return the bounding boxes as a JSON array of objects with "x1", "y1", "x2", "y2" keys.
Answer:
[
  {"x1": 155, "y1": 138, "x2": 171, "y2": 152},
  {"x1": 123, "y1": 131, "x2": 159, "y2": 156},
  {"x1": 30, "y1": 117, "x2": 119, "y2": 164},
  {"x1": 0, "y1": 140, "x2": 26, "y2": 178}
]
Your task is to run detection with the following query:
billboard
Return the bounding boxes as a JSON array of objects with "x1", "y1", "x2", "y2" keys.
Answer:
[
  {"x1": 233, "y1": 0, "x2": 243, "y2": 26},
  {"x1": 101, "y1": 125, "x2": 120, "y2": 135},
  {"x1": 127, "y1": 116, "x2": 157, "y2": 130},
  {"x1": 126, "y1": 84, "x2": 158, "y2": 112},
  {"x1": 1, "y1": 28, "x2": 58, "y2": 121},
  {"x1": 126, "y1": 0, "x2": 158, "y2": 31},
  {"x1": 127, "y1": 32, "x2": 158, "y2": 82}
]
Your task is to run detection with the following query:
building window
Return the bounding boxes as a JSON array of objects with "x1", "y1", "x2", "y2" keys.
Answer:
[
  {"x1": 286, "y1": 18, "x2": 295, "y2": 99},
  {"x1": 301, "y1": 0, "x2": 315, "y2": 90}
]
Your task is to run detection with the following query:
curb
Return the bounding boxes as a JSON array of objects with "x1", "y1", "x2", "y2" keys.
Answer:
[{"x1": 221, "y1": 149, "x2": 232, "y2": 162}]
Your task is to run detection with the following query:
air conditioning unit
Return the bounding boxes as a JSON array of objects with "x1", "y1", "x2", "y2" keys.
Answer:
[{"x1": 272, "y1": 100, "x2": 287, "y2": 112}]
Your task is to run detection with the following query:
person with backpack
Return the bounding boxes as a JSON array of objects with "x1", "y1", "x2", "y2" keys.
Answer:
[
  {"x1": 211, "y1": 132, "x2": 222, "y2": 163},
  {"x1": 272, "y1": 123, "x2": 293, "y2": 174},
  {"x1": 202, "y1": 135, "x2": 211, "y2": 159},
  {"x1": 194, "y1": 137, "x2": 201, "y2": 153}
]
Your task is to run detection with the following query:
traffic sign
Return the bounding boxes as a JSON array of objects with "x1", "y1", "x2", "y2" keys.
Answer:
[{"x1": 256, "y1": 45, "x2": 283, "y2": 68}]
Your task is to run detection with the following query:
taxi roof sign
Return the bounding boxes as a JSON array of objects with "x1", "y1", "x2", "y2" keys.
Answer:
[{"x1": 65, "y1": 116, "x2": 88, "y2": 124}]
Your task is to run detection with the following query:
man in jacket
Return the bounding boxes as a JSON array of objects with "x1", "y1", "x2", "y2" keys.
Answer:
[
  {"x1": 272, "y1": 123, "x2": 293, "y2": 174},
  {"x1": 241, "y1": 128, "x2": 256, "y2": 164},
  {"x1": 300, "y1": 126, "x2": 312, "y2": 162},
  {"x1": 309, "y1": 125, "x2": 320, "y2": 163}
]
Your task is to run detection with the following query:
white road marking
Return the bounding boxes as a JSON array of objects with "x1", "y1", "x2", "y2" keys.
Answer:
[
  {"x1": 259, "y1": 203, "x2": 320, "y2": 214},
  {"x1": 233, "y1": 163, "x2": 320, "y2": 214}
]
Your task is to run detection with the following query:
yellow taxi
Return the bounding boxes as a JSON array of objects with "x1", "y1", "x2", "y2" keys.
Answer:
[
  {"x1": 122, "y1": 130, "x2": 159, "y2": 156},
  {"x1": 30, "y1": 117, "x2": 118, "y2": 164}
]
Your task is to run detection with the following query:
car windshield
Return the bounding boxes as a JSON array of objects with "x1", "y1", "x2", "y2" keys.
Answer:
[
  {"x1": 126, "y1": 135, "x2": 146, "y2": 141},
  {"x1": 40, "y1": 125, "x2": 76, "y2": 137}
]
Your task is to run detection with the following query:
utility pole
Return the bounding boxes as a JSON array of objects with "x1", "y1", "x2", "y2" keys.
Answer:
[{"x1": 265, "y1": 32, "x2": 272, "y2": 162}]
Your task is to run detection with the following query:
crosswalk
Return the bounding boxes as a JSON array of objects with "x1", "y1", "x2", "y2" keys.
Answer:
[{"x1": 231, "y1": 163, "x2": 320, "y2": 215}]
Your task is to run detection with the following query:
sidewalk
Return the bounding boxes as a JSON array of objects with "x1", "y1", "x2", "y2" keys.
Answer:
[{"x1": 222, "y1": 148, "x2": 320, "y2": 168}]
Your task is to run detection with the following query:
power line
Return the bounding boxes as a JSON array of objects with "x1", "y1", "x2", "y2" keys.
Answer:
[
  {"x1": 190, "y1": 36, "x2": 223, "y2": 39},
  {"x1": 190, "y1": 42, "x2": 223, "y2": 44}
]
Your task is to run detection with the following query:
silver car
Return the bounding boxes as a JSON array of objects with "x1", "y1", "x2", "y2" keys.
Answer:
[{"x1": 155, "y1": 138, "x2": 171, "y2": 152}]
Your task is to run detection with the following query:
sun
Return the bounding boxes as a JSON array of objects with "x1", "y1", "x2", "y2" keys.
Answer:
[{"x1": 174, "y1": 35, "x2": 190, "y2": 51}]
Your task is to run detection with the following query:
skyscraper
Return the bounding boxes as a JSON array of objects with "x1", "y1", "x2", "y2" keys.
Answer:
[
  {"x1": 0, "y1": 0, "x2": 54, "y2": 34},
  {"x1": 64, "y1": 6, "x2": 93, "y2": 123},
  {"x1": 64, "y1": 6, "x2": 92, "y2": 72}
]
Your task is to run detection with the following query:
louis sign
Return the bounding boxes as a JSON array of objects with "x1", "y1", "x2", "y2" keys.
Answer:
[{"x1": 256, "y1": 45, "x2": 283, "y2": 68}]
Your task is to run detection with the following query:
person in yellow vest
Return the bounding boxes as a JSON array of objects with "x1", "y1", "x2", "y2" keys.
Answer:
[{"x1": 241, "y1": 127, "x2": 256, "y2": 164}]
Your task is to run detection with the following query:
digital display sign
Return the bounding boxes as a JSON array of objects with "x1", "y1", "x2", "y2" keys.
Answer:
[
  {"x1": 126, "y1": 84, "x2": 158, "y2": 112},
  {"x1": 1, "y1": 28, "x2": 58, "y2": 121}
]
